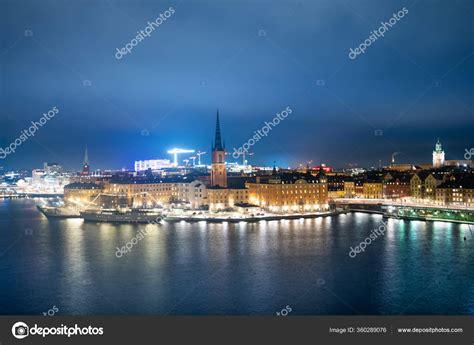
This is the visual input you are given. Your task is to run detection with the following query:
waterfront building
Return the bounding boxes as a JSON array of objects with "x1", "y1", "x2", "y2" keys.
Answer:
[
  {"x1": 64, "y1": 182, "x2": 103, "y2": 205},
  {"x1": 424, "y1": 173, "x2": 444, "y2": 199},
  {"x1": 343, "y1": 181, "x2": 356, "y2": 198},
  {"x1": 410, "y1": 172, "x2": 426, "y2": 199},
  {"x1": 246, "y1": 170, "x2": 328, "y2": 213},
  {"x1": 382, "y1": 172, "x2": 411, "y2": 199},
  {"x1": 362, "y1": 181, "x2": 383, "y2": 199},
  {"x1": 327, "y1": 174, "x2": 347, "y2": 199},
  {"x1": 432, "y1": 138, "x2": 445, "y2": 168},
  {"x1": 176, "y1": 180, "x2": 207, "y2": 209},
  {"x1": 410, "y1": 171, "x2": 445, "y2": 200},
  {"x1": 435, "y1": 175, "x2": 474, "y2": 206},
  {"x1": 354, "y1": 180, "x2": 364, "y2": 197},
  {"x1": 206, "y1": 186, "x2": 249, "y2": 211}
]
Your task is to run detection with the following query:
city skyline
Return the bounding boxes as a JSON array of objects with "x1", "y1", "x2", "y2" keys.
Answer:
[
  {"x1": 1, "y1": 0, "x2": 473, "y2": 169},
  {"x1": 0, "y1": 117, "x2": 465, "y2": 172},
  {"x1": 1, "y1": 1, "x2": 474, "y2": 339}
]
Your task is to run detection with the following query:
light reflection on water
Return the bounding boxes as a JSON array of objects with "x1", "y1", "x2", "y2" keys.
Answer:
[{"x1": 0, "y1": 199, "x2": 473, "y2": 315}]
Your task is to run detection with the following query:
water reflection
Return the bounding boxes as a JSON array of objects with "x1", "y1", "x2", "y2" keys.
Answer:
[{"x1": 0, "y1": 199, "x2": 473, "y2": 315}]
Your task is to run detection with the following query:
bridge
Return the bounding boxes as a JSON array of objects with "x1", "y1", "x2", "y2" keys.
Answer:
[{"x1": 333, "y1": 198, "x2": 474, "y2": 223}]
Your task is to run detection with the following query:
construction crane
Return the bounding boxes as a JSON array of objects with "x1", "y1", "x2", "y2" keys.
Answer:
[
  {"x1": 189, "y1": 156, "x2": 196, "y2": 166},
  {"x1": 242, "y1": 151, "x2": 254, "y2": 166},
  {"x1": 167, "y1": 148, "x2": 195, "y2": 166},
  {"x1": 196, "y1": 151, "x2": 206, "y2": 166}
]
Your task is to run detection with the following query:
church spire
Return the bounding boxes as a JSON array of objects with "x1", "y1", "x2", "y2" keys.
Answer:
[
  {"x1": 82, "y1": 145, "x2": 90, "y2": 175},
  {"x1": 83, "y1": 145, "x2": 89, "y2": 166},
  {"x1": 213, "y1": 109, "x2": 224, "y2": 151},
  {"x1": 435, "y1": 138, "x2": 442, "y2": 153}
]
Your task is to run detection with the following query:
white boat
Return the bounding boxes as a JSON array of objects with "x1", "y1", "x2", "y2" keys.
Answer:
[
  {"x1": 37, "y1": 205, "x2": 81, "y2": 218},
  {"x1": 80, "y1": 209, "x2": 162, "y2": 223}
]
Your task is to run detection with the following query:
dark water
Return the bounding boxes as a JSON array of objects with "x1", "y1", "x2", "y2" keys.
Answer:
[{"x1": 1, "y1": 199, "x2": 473, "y2": 315}]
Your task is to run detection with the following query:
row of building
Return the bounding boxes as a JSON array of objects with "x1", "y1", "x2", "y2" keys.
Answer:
[
  {"x1": 64, "y1": 170, "x2": 329, "y2": 213},
  {"x1": 64, "y1": 114, "x2": 474, "y2": 211},
  {"x1": 65, "y1": 113, "x2": 329, "y2": 213},
  {"x1": 331, "y1": 168, "x2": 474, "y2": 205}
]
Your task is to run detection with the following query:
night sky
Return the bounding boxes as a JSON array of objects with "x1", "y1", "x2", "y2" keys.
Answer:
[{"x1": 1, "y1": 0, "x2": 473, "y2": 171}]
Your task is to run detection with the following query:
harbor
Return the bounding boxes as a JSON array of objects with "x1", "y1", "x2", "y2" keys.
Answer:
[
  {"x1": 34, "y1": 197, "x2": 473, "y2": 225},
  {"x1": 2, "y1": 197, "x2": 473, "y2": 315}
]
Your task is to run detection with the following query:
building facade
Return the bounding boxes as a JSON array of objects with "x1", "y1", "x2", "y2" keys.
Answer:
[
  {"x1": 436, "y1": 176, "x2": 474, "y2": 206},
  {"x1": 363, "y1": 182, "x2": 383, "y2": 199},
  {"x1": 246, "y1": 172, "x2": 328, "y2": 213}
]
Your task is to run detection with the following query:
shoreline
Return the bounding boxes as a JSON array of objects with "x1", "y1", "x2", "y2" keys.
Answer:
[
  {"x1": 347, "y1": 209, "x2": 474, "y2": 225},
  {"x1": 163, "y1": 210, "x2": 343, "y2": 223}
]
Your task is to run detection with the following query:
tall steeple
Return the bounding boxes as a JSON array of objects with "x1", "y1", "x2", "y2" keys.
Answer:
[
  {"x1": 83, "y1": 145, "x2": 89, "y2": 166},
  {"x1": 213, "y1": 109, "x2": 224, "y2": 151},
  {"x1": 82, "y1": 145, "x2": 90, "y2": 175},
  {"x1": 211, "y1": 109, "x2": 227, "y2": 187}
]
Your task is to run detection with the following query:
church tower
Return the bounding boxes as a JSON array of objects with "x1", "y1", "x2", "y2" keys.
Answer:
[
  {"x1": 82, "y1": 145, "x2": 90, "y2": 175},
  {"x1": 432, "y1": 138, "x2": 445, "y2": 168},
  {"x1": 211, "y1": 110, "x2": 227, "y2": 187}
]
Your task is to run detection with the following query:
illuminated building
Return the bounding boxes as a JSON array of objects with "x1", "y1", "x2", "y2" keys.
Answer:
[
  {"x1": 176, "y1": 180, "x2": 207, "y2": 209},
  {"x1": 432, "y1": 138, "x2": 445, "y2": 168},
  {"x1": 362, "y1": 181, "x2": 383, "y2": 199},
  {"x1": 43, "y1": 162, "x2": 63, "y2": 174},
  {"x1": 410, "y1": 172, "x2": 444, "y2": 200},
  {"x1": 134, "y1": 159, "x2": 173, "y2": 172},
  {"x1": 64, "y1": 182, "x2": 103, "y2": 206},
  {"x1": 206, "y1": 187, "x2": 249, "y2": 211},
  {"x1": 246, "y1": 170, "x2": 328, "y2": 213},
  {"x1": 387, "y1": 163, "x2": 414, "y2": 172},
  {"x1": 444, "y1": 160, "x2": 473, "y2": 168},
  {"x1": 327, "y1": 174, "x2": 347, "y2": 199},
  {"x1": 436, "y1": 175, "x2": 474, "y2": 205},
  {"x1": 210, "y1": 110, "x2": 227, "y2": 187},
  {"x1": 344, "y1": 181, "x2": 356, "y2": 198},
  {"x1": 382, "y1": 172, "x2": 411, "y2": 199}
]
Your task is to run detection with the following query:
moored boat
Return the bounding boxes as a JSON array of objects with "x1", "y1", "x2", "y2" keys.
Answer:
[
  {"x1": 80, "y1": 209, "x2": 162, "y2": 223},
  {"x1": 37, "y1": 205, "x2": 81, "y2": 218}
]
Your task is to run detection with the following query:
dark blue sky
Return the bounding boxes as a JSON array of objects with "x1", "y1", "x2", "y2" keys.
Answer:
[{"x1": 1, "y1": 0, "x2": 473, "y2": 170}]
